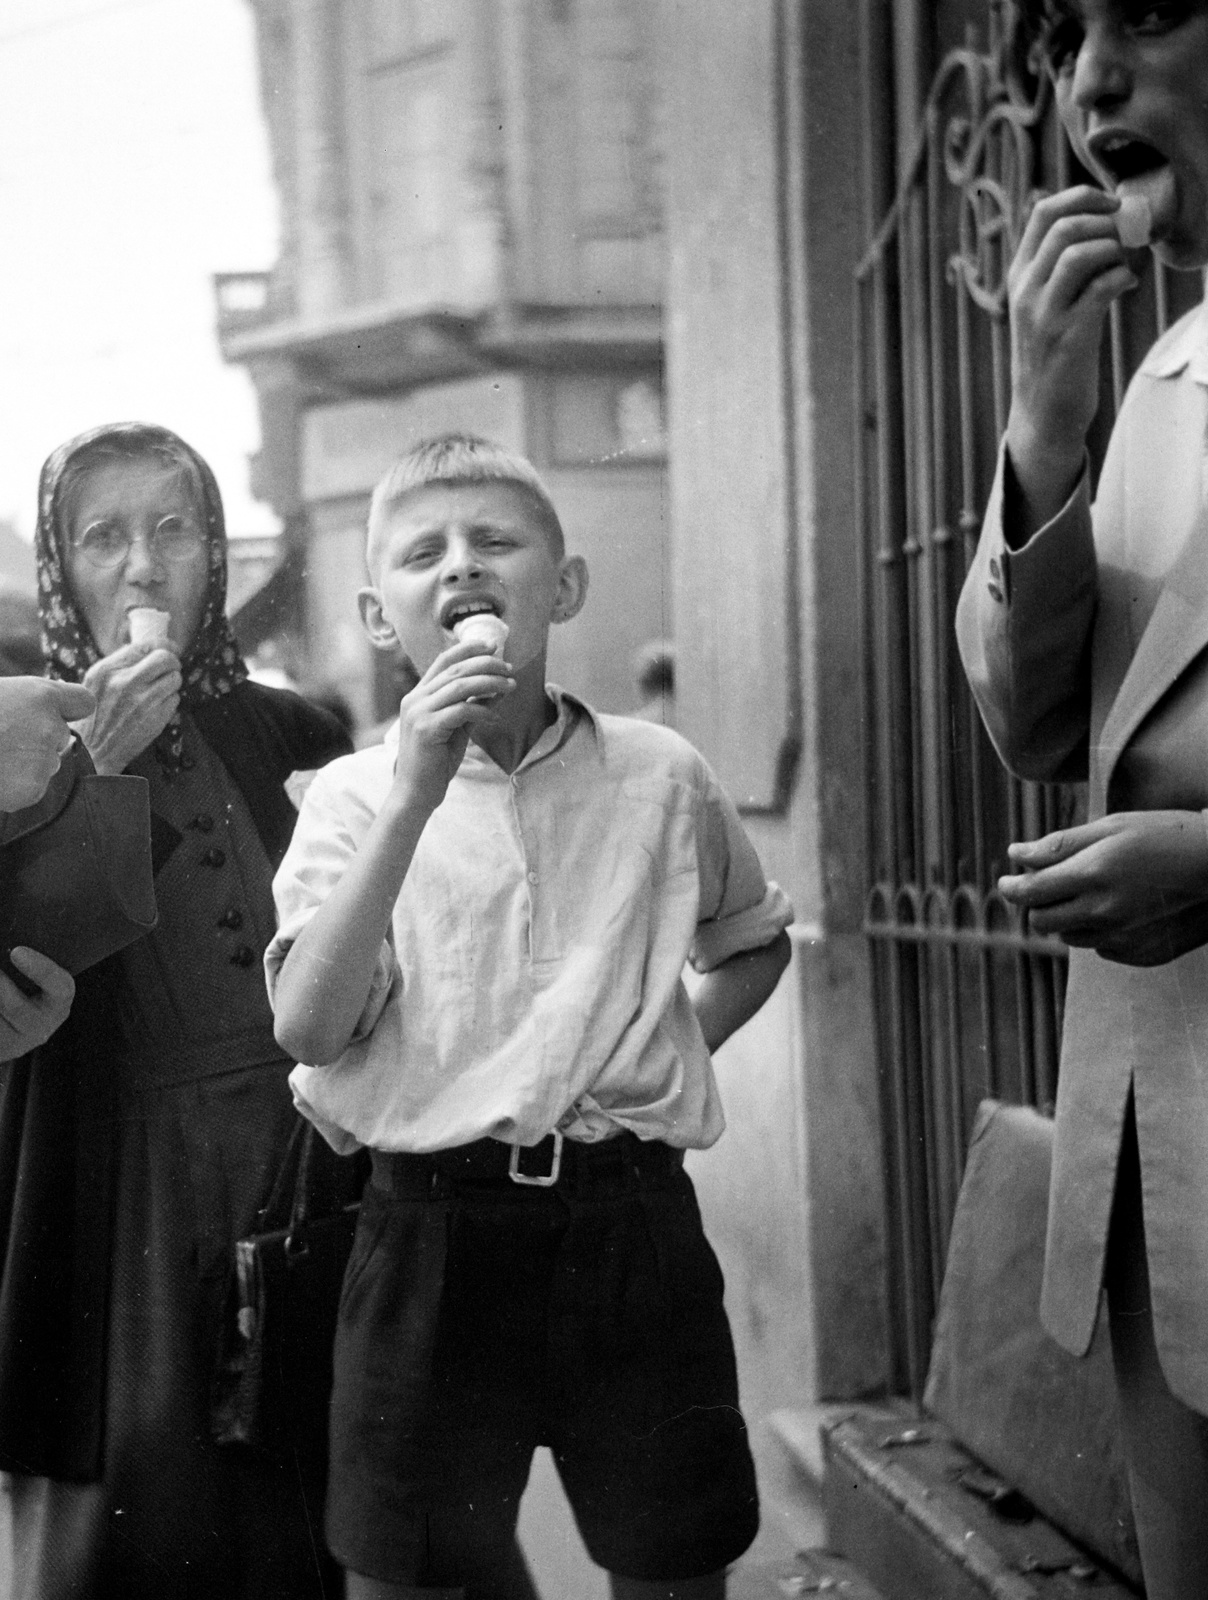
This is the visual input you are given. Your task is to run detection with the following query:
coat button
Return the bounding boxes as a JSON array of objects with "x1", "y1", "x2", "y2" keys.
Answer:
[
  {"x1": 201, "y1": 847, "x2": 226, "y2": 869},
  {"x1": 987, "y1": 581, "x2": 1004, "y2": 604},
  {"x1": 189, "y1": 813, "x2": 215, "y2": 833},
  {"x1": 218, "y1": 909, "x2": 244, "y2": 931},
  {"x1": 229, "y1": 946, "x2": 255, "y2": 969},
  {"x1": 180, "y1": 754, "x2": 196, "y2": 772}
]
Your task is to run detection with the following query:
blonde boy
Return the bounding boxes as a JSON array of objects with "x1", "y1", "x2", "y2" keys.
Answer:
[{"x1": 268, "y1": 435, "x2": 792, "y2": 1600}]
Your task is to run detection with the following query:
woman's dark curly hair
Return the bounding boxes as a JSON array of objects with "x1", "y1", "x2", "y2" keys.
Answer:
[
  {"x1": 1012, "y1": 0, "x2": 1075, "y2": 51},
  {"x1": 1008, "y1": 0, "x2": 1089, "y2": 84}
]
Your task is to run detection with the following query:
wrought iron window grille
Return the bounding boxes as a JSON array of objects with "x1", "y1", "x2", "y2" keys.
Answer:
[{"x1": 856, "y1": 0, "x2": 1203, "y2": 1396}]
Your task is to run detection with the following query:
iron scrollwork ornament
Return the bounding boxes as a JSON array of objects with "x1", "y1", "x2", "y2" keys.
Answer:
[{"x1": 939, "y1": 0, "x2": 1051, "y2": 316}]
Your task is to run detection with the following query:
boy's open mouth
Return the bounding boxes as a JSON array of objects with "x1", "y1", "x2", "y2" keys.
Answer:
[
  {"x1": 442, "y1": 598, "x2": 502, "y2": 631},
  {"x1": 1089, "y1": 133, "x2": 1167, "y2": 186}
]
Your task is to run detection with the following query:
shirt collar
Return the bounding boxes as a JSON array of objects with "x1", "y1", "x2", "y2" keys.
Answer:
[
  {"x1": 540, "y1": 683, "x2": 601, "y2": 747},
  {"x1": 1140, "y1": 291, "x2": 1208, "y2": 386},
  {"x1": 381, "y1": 684, "x2": 602, "y2": 776}
]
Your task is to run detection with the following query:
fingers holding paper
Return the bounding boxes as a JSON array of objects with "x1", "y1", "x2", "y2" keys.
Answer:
[
  {"x1": 0, "y1": 677, "x2": 97, "y2": 811},
  {"x1": 999, "y1": 811, "x2": 1208, "y2": 958},
  {"x1": 0, "y1": 947, "x2": 76, "y2": 1061}
]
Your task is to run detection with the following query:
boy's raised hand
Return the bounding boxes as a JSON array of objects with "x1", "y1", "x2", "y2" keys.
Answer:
[{"x1": 394, "y1": 637, "x2": 514, "y2": 811}]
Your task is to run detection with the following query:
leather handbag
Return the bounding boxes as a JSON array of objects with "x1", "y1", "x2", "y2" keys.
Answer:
[
  {"x1": 212, "y1": 1117, "x2": 365, "y2": 1461},
  {"x1": 0, "y1": 770, "x2": 156, "y2": 984}
]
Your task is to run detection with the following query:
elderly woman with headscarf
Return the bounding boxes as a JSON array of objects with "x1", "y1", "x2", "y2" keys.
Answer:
[{"x1": 0, "y1": 424, "x2": 353, "y2": 1600}]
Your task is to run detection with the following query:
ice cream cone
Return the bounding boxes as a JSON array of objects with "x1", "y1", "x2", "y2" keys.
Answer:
[
  {"x1": 454, "y1": 613, "x2": 509, "y2": 656},
  {"x1": 128, "y1": 608, "x2": 172, "y2": 647}
]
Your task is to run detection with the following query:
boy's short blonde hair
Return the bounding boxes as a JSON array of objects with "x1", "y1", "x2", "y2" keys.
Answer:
[{"x1": 367, "y1": 434, "x2": 565, "y2": 573}]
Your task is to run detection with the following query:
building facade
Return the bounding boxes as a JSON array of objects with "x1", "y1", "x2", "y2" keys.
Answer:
[{"x1": 220, "y1": 0, "x2": 668, "y2": 725}]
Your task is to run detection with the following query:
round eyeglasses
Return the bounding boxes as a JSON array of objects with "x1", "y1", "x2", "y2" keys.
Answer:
[{"x1": 72, "y1": 516, "x2": 208, "y2": 570}]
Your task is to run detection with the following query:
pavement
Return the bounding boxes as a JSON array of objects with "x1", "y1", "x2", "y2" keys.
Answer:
[
  {"x1": 0, "y1": 1428, "x2": 820, "y2": 1599},
  {"x1": 518, "y1": 1448, "x2": 610, "y2": 1599}
]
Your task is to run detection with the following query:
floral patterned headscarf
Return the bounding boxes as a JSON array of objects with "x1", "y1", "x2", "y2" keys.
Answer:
[{"x1": 35, "y1": 422, "x2": 248, "y2": 709}]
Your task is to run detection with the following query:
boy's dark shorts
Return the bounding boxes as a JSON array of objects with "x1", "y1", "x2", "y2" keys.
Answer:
[{"x1": 326, "y1": 1132, "x2": 759, "y2": 1586}]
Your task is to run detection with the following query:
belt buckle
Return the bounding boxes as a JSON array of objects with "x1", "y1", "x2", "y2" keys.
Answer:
[{"x1": 508, "y1": 1131, "x2": 563, "y2": 1188}]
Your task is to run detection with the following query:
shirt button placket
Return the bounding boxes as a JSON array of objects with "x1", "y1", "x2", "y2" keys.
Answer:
[{"x1": 510, "y1": 772, "x2": 535, "y2": 958}]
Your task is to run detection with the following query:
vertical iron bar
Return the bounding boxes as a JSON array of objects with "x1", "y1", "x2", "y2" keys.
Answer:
[
  {"x1": 1015, "y1": 942, "x2": 1038, "y2": 1105},
  {"x1": 945, "y1": 940, "x2": 969, "y2": 1162},
  {"x1": 980, "y1": 945, "x2": 1000, "y2": 1099},
  {"x1": 925, "y1": 110, "x2": 968, "y2": 1243},
  {"x1": 897, "y1": 181, "x2": 945, "y2": 1345},
  {"x1": 869, "y1": 938, "x2": 910, "y2": 1394},
  {"x1": 927, "y1": 106, "x2": 957, "y2": 890},
  {"x1": 916, "y1": 932, "x2": 946, "y2": 1311},
  {"x1": 874, "y1": 253, "x2": 913, "y2": 881},
  {"x1": 855, "y1": 277, "x2": 885, "y2": 888},
  {"x1": 897, "y1": 197, "x2": 926, "y2": 885},
  {"x1": 887, "y1": 913, "x2": 934, "y2": 1397}
]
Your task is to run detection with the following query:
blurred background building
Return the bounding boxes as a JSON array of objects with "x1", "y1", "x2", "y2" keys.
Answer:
[{"x1": 217, "y1": 0, "x2": 667, "y2": 728}]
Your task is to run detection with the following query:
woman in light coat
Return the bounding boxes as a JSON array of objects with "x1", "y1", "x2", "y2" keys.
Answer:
[{"x1": 956, "y1": 4, "x2": 1208, "y2": 1593}]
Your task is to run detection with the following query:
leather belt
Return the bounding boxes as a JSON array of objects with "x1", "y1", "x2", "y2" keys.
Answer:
[{"x1": 369, "y1": 1130, "x2": 685, "y2": 1201}]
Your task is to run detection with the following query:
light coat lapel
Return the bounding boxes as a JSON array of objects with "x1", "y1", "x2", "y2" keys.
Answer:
[{"x1": 1097, "y1": 497, "x2": 1208, "y2": 807}]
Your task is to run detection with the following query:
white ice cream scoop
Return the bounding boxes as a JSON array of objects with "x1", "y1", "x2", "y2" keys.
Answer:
[
  {"x1": 128, "y1": 607, "x2": 172, "y2": 646},
  {"x1": 1116, "y1": 194, "x2": 1153, "y2": 250},
  {"x1": 453, "y1": 612, "x2": 509, "y2": 656}
]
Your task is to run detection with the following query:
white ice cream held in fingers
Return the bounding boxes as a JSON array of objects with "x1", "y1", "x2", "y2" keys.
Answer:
[
  {"x1": 1116, "y1": 193, "x2": 1153, "y2": 249},
  {"x1": 453, "y1": 612, "x2": 509, "y2": 657},
  {"x1": 128, "y1": 607, "x2": 172, "y2": 647}
]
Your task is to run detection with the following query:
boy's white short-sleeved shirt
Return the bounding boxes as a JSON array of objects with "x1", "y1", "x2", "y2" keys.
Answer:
[{"x1": 266, "y1": 687, "x2": 793, "y2": 1154}]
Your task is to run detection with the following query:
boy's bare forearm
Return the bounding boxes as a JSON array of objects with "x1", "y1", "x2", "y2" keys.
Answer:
[
  {"x1": 273, "y1": 788, "x2": 433, "y2": 1064},
  {"x1": 692, "y1": 930, "x2": 791, "y2": 1053}
]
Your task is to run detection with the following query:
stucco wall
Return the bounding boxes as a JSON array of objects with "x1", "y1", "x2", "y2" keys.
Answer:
[{"x1": 661, "y1": 0, "x2": 889, "y2": 1422}]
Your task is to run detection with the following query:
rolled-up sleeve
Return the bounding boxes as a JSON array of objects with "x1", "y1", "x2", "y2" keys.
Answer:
[
  {"x1": 264, "y1": 761, "x2": 398, "y2": 1040},
  {"x1": 689, "y1": 770, "x2": 794, "y2": 973}
]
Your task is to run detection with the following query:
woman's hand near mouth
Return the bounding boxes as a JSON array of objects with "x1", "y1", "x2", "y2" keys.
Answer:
[
  {"x1": 73, "y1": 641, "x2": 183, "y2": 774},
  {"x1": 1004, "y1": 185, "x2": 1137, "y2": 541}
]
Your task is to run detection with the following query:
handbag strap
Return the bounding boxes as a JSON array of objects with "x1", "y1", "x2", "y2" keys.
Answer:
[
  {"x1": 256, "y1": 1115, "x2": 365, "y2": 1242},
  {"x1": 288, "y1": 1119, "x2": 322, "y2": 1237},
  {"x1": 255, "y1": 1116, "x2": 309, "y2": 1235}
]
